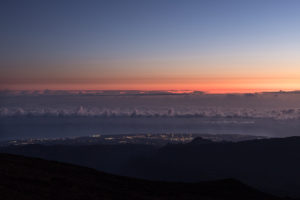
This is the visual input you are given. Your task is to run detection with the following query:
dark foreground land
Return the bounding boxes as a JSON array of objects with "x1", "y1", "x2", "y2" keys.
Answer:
[
  {"x1": 0, "y1": 153, "x2": 286, "y2": 200},
  {"x1": 2, "y1": 136, "x2": 300, "y2": 198}
]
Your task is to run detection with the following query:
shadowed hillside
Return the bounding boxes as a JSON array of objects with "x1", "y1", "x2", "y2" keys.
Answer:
[
  {"x1": 2, "y1": 137, "x2": 300, "y2": 197},
  {"x1": 0, "y1": 153, "x2": 285, "y2": 200}
]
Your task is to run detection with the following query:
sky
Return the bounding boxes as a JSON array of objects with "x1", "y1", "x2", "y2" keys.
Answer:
[{"x1": 1, "y1": 0, "x2": 300, "y2": 93}]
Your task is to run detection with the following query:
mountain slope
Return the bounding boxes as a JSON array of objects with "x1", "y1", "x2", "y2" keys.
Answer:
[
  {"x1": 0, "y1": 153, "x2": 283, "y2": 200},
  {"x1": 126, "y1": 137, "x2": 300, "y2": 197},
  {"x1": 2, "y1": 137, "x2": 300, "y2": 197}
]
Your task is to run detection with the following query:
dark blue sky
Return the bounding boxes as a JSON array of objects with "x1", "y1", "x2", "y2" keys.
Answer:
[
  {"x1": 1, "y1": 0, "x2": 298, "y2": 58},
  {"x1": 1, "y1": 0, "x2": 300, "y2": 92}
]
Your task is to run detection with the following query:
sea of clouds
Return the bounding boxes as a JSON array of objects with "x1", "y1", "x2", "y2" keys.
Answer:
[
  {"x1": 1, "y1": 106, "x2": 300, "y2": 120},
  {"x1": 1, "y1": 90, "x2": 300, "y2": 140},
  {"x1": 1, "y1": 90, "x2": 300, "y2": 120}
]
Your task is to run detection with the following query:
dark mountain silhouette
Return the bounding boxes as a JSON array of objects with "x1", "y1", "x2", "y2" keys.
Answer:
[
  {"x1": 0, "y1": 144, "x2": 156, "y2": 174},
  {"x1": 188, "y1": 137, "x2": 215, "y2": 144},
  {"x1": 126, "y1": 137, "x2": 300, "y2": 197},
  {"x1": 0, "y1": 153, "x2": 285, "y2": 200},
  {"x1": 1, "y1": 137, "x2": 300, "y2": 198}
]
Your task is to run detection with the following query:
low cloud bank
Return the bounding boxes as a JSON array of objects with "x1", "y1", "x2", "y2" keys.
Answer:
[
  {"x1": 2, "y1": 90, "x2": 300, "y2": 121},
  {"x1": 1, "y1": 106, "x2": 300, "y2": 120}
]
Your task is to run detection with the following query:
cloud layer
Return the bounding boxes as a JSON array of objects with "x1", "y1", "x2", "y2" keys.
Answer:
[
  {"x1": 2, "y1": 90, "x2": 300, "y2": 120},
  {"x1": 1, "y1": 106, "x2": 300, "y2": 120}
]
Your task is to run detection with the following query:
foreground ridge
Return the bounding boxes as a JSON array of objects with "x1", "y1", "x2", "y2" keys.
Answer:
[{"x1": 0, "y1": 153, "x2": 286, "y2": 200}]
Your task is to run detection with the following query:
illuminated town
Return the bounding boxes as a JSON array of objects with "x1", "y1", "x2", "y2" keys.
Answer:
[{"x1": 0, "y1": 133, "x2": 265, "y2": 147}]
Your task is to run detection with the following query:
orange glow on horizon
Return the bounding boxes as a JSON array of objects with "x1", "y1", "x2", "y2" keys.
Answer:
[
  {"x1": 2, "y1": 56, "x2": 300, "y2": 94},
  {"x1": 2, "y1": 81, "x2": 300, "y2": 94},
  {"x1": 2, "y1": 74, "x2": 300, "y2": 94}
]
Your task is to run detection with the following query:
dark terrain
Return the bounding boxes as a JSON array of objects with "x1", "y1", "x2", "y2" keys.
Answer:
[
  {"x1": 1, "y1": 137, "x2": 300, "y2": 198},
  {"x1": 0, "y1": 153, "x2": 286, "y2": 200}
]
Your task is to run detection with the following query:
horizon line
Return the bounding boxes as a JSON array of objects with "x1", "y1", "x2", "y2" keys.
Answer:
[{"x1": 1, "y1": 89, "x2": 300, "y2": 95}]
